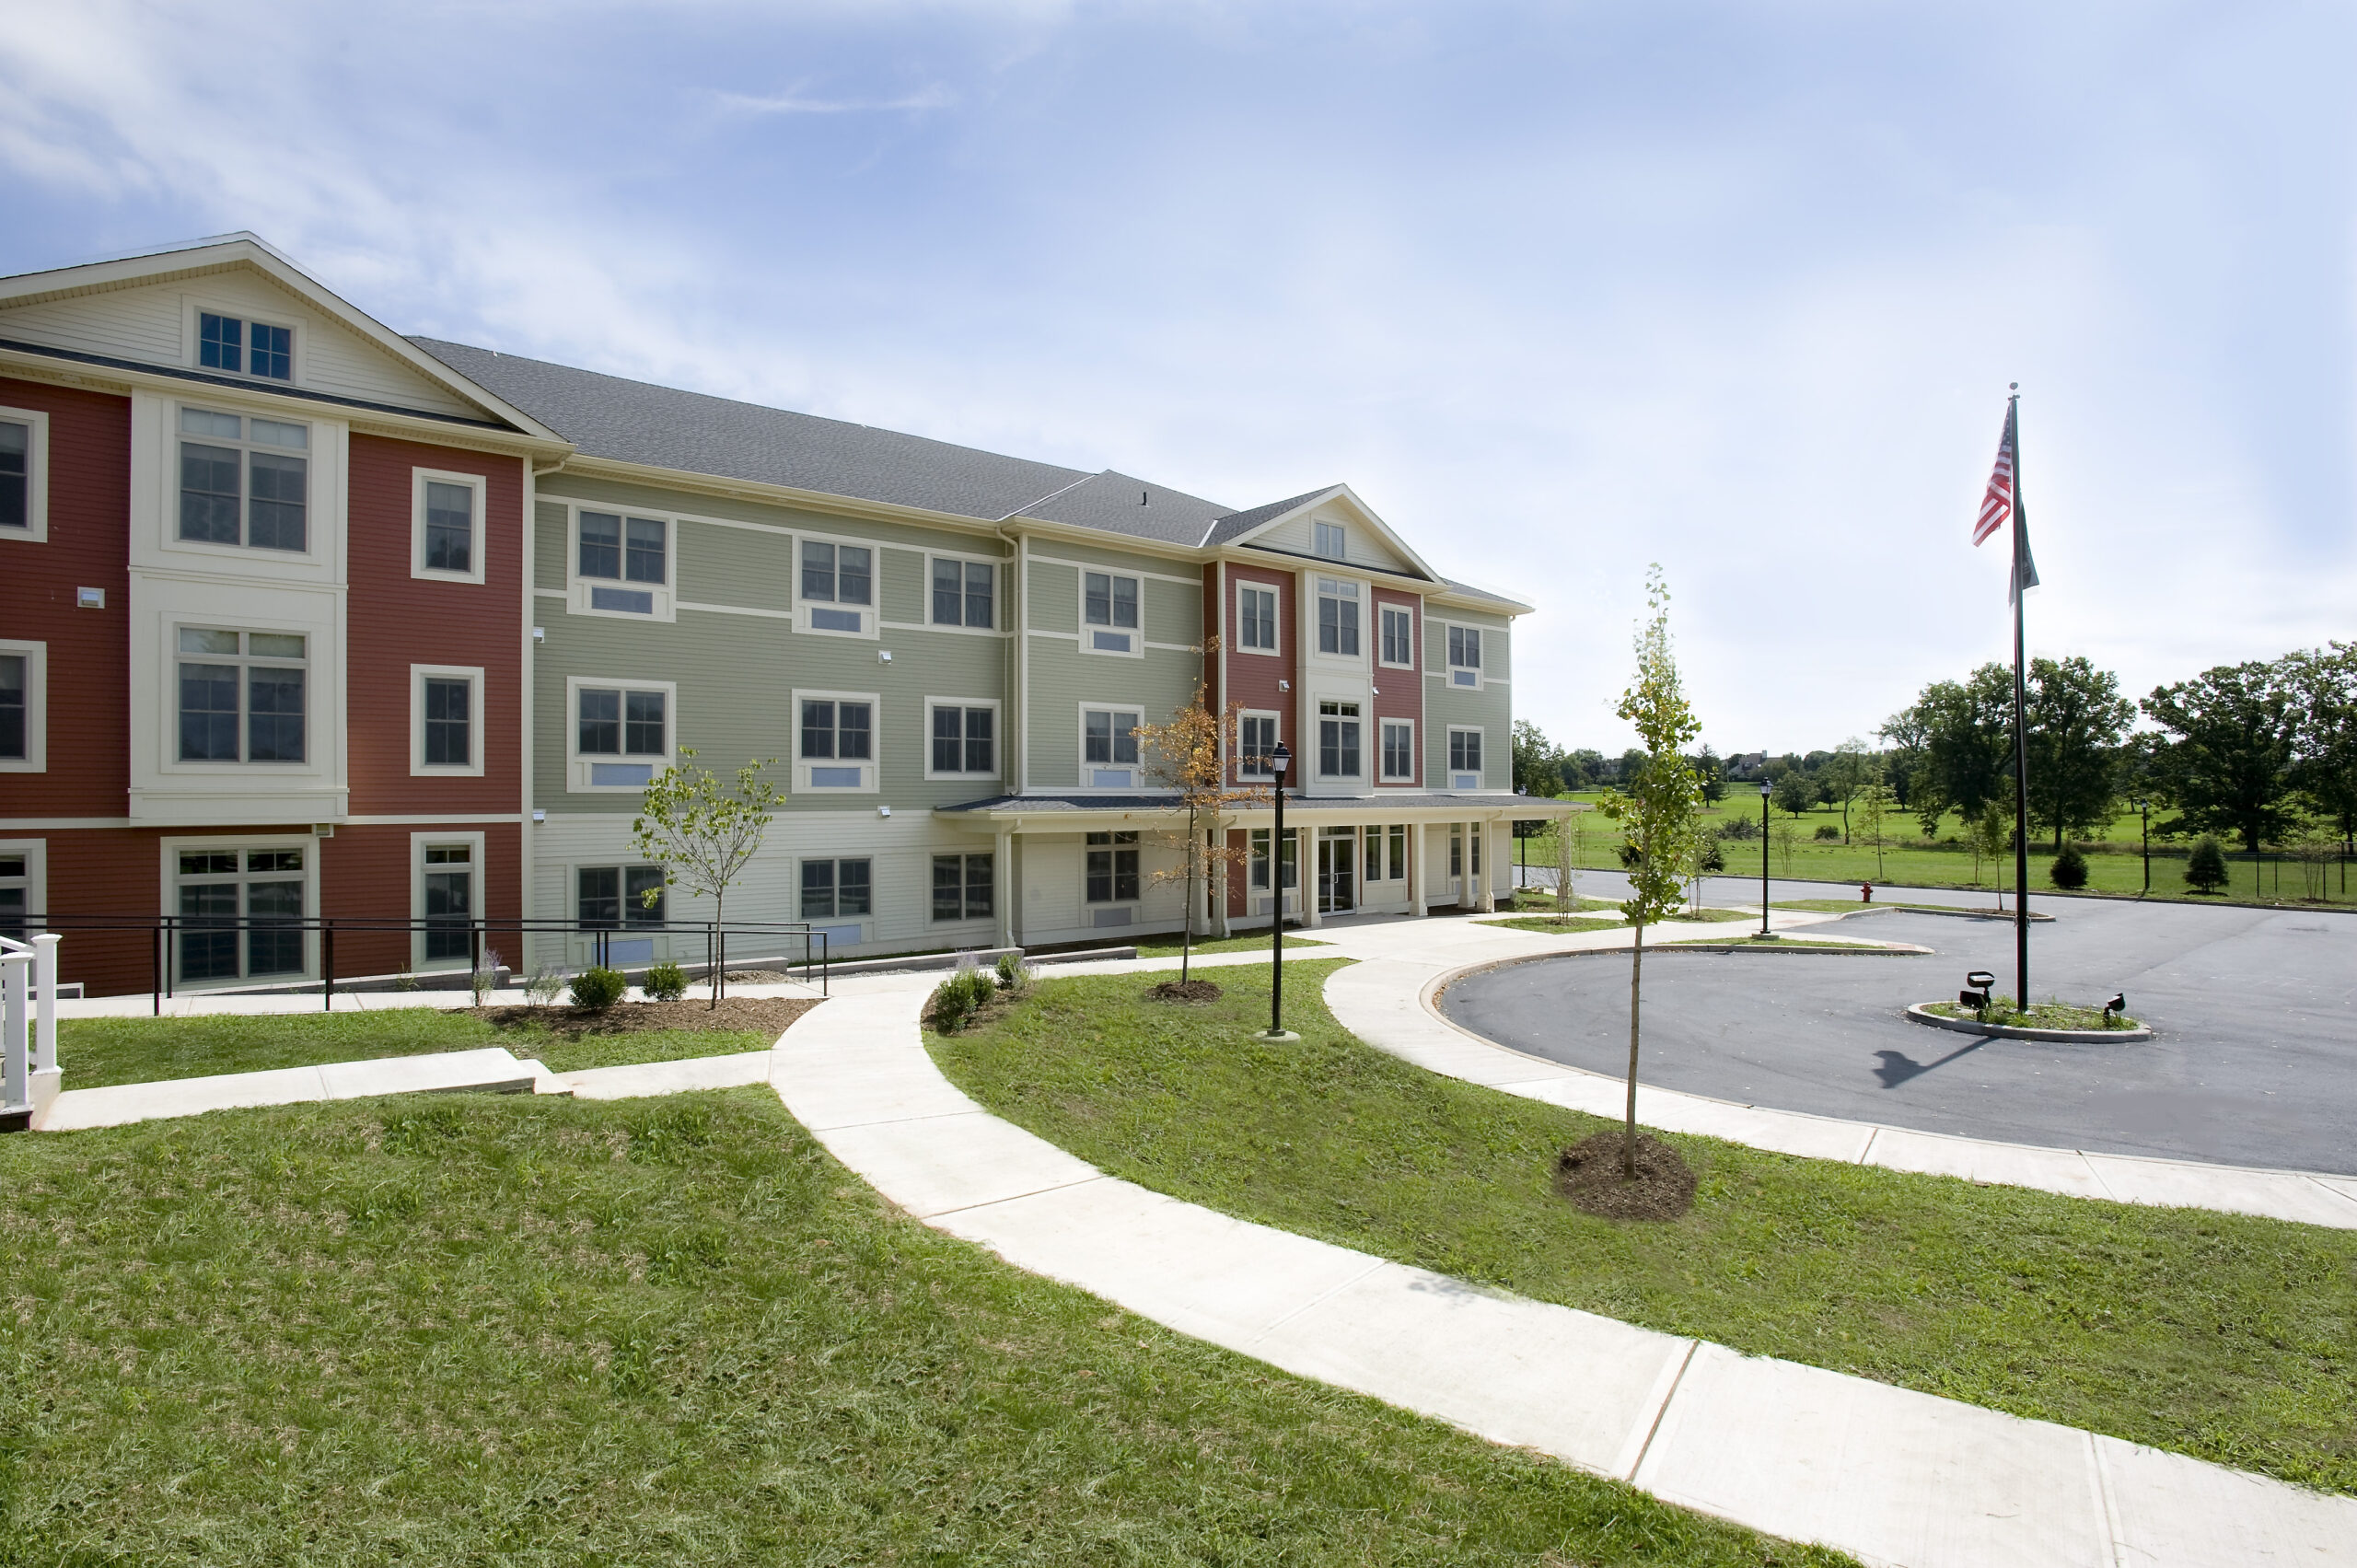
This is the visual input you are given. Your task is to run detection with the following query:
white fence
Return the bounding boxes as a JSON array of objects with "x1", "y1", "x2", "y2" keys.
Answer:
[{"x1": 2, "y1": 933, "x2": 61, "y2": 1125}]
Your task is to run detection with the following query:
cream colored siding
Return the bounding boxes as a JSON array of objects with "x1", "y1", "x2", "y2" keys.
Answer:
[{"x1": 1256, "y1": 504, "x2": 1413, "y2": 575}]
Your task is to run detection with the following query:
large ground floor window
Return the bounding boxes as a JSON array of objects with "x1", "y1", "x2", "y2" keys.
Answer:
[
  {"x1": 176, "y1": 846, "x2": 305, "y2": 981},
  {"x1": 801, "y1": 858, "x2": 872, "y2": 921},
  {"x1": 933, "y1": 853, "x2": 993, "y2": 922}
]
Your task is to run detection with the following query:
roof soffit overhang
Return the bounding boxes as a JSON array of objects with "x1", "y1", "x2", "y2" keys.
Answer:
[{"x1": 0, "y1": 236, "x2": 565, "y2": 444}]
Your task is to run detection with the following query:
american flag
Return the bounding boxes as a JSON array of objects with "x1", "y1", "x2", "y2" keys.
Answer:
[{"x1": 1974, "y1": 401, "x2": 2016, "y2": 547}]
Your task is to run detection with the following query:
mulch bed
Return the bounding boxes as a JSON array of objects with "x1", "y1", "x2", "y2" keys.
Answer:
[
  {"x1": 1555, "y1": 1130, "x2": 1698, "y2": 1221},
  {"x1": 1146, "y1": 979, "x2": 1224, "y2": 1004},
  {"x1": 470, "y1": 997, "x2": 821, "y2": 1040}
]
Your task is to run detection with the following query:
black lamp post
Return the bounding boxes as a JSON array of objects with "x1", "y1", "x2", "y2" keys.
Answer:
[
  {"x1": 2134, "y1": 798, "x2": 2150, "y2": 897},
  {"x1": 1758, "y1": 779, "x2": 1773, "y2": 938},
  {"x1": 1263, "y1": 741, "x2": 1296, "y2": 1040}
]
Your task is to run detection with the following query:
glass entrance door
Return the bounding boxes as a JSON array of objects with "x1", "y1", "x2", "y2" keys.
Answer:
[{"x1": 1317, "y1": 829, "x2": 1356, "y2": 914}]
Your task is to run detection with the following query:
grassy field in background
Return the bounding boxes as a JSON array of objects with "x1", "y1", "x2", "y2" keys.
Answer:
[
  {"x1": 54, "y1": 1010, "x2": 772, "y2": 1088},
  {"x1": 0, "y1": 1087, "x2": 1851, "y2": 1566},
  {"x1": 932, "y1": 960, "x2": 2357, "y2": 1494},
  {"x1": 1515, "y1": 794, "x2": 2354, "y2": 904}
]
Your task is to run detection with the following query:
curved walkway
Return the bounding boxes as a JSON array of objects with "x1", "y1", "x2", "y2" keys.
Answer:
[{"x1": 763, "y1": 963, "x2": 2353, "y2": 1568}]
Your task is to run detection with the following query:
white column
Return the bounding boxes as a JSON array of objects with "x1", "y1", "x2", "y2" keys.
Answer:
[
  {"x1": 1301, "y1": 828, "x2": 1321, "y2": 927},
  {"x1": 994, "y1": 826, "x2": 1015, "y2": 949},
  {"x1": 1411, "y1": 821, "x2": 1427, "y2": 912},
  {"x1": 1476, "y1": 819, "x2": 1498, "y2": 912},
  {"x1": 1, "y1": 950, "x2": 24, "y2": 1112},
  {"x1": 32, "y1": 932, "x2": 60, "y2": 1073}
]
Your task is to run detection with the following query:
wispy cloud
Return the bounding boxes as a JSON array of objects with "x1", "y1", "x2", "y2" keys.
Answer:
[{"x1": 712, "y1": 85, "x2": 957, "y2": 115}]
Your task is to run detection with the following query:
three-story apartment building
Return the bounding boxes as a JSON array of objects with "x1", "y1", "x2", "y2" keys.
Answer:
[{"x1": 2, "y1": 235, "x2": 1559, "y2": 995}]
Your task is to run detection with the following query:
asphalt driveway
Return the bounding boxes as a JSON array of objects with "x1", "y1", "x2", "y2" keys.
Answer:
[{"x1": 1440, "y1": 891, "x2": 2357, "y2": 1174}]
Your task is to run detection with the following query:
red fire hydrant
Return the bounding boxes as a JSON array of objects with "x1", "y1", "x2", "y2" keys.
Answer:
[{"x1": 1861, "y1": 881, "x2": 1874, "y2": 903}]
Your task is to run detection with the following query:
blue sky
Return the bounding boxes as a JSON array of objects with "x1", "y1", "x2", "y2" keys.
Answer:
[{"x1": 5, "y1": 1, "x2": 2350, "y2": 754}]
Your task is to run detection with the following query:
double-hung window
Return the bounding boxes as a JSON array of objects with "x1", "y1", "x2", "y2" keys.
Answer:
[
  {"x1": 422, "y1": 843, "x2": 473, "y2": 962},
  {"x1": 1317, "y1": 578, "x2": 1361, "y2": 657},
  {"x1": 801, "y1": 857, "x2": 872, "y2": 921},
  {"x1": 197, "y1": 311, "x2": 293, "y2": 380},
  {"x1": 0, "y1": 410, "x2": 40, "y2": 537},
  {"x1": 1380, "y1": 719, "x2": 1414, "y2": 781},
  {"x1": 177, "y1": 846, "x2": 305, "y2": 982},
  {"x1": 0, "y1": 654, "x2": 24, "y2": 761},
  {"x1": 576, "y1": 684, "x2": 668, "y2": 787},
  {"x1": 800, "y1": 697, "x2": 874, "y2": 788},
  {"x1": 1237, "y1": 713, "x2": 1277, "y2": 780},
  {"x1": 577, "y1": 511, "x2": 667, "y2": 614},
  {"x1": 178, "y1": 630, "x2": 306, "y2": 764},
  {"x1": 1084, "y1": 572, "x2": 1140, "y2": 654},
  {"x1": 1447, "y1": 625, "x2": 1482, "y2": 688},
  {"x1": 932, "y1": 854, "x2": 994, "y2": 922},
  {"x1": 1449, "y1": 727, "x2": 1485, "y2": 789},
  {"x1": 1237, "y1": 585, "x2": 1278, "y2": 652},
  {"x1": 1318, "y1": 700, "x2": 1361, "y2": 779},
  {"x1": 1387, "y1": 823, "x2": 1408, "y2": 881},
  {"x1": 424, "y1": 676, "x2": 471, "y2": 768},
  {"x1": 1082, "y1": 706, "x2": 1142, "y2": 787},
  {"x1": 1086, "y1": 831, "x2": 1140, "y2": 903},
  {"x1": 1380, "y1": 605, "x2": 1413, "y2": 667},
  {"x1": 579, "y1": 865, "x2": 665, "y2": 928},
  {"x1": 1315, "y1": 520, "x2": 1347, "y2": 561},
  {"x1": 929, "y1": 703, "x2": 995, "y2": 777},
  {"x1": 802, "y1": 540, "x2": 874, "y2": 633},
  {"x1": 931, "y1": 558, "x2": 995, "y2": 629},
  {"x1": 178, "y1": 408, "x2": 308, "y2": 552},
  {"x1": 413, "y1": 471, "x2": 483, "y2": 581}
]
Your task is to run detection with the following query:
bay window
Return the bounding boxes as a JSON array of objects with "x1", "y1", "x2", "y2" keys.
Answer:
[
  {"x1": 178, "y1": 408, "x2": 308, "y2": 552},
  {"x1": 177, "y1": 629, "x2": 305, "y2": 764}
]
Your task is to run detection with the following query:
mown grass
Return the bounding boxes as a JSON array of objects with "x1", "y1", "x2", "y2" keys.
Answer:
[
  {"x1": 1479, "y1": 916, "x2": 1626, "y2": 935},
  {"x1": 0, "y1": 1088, "x2": 1851, "y2": 1567},
  {"x1": 932, "y1": 960, "x2": 2357, "y2": 1493},
  {"x1": 56, "y1": 1010, "x2": 766, "y2": 1088},
  {"x1": 1132, "y1": 933, "x2": 1330, "y2": 958}
]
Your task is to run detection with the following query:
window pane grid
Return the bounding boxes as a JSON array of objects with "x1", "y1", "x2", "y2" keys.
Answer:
[{"x1": 424, "y1": 481, "x2": 474, "y2": 573}]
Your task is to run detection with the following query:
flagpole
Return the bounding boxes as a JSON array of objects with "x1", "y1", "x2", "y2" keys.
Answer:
[{"x1": 2009, "y1": 385, "x2": 2030, "y2": 1011}]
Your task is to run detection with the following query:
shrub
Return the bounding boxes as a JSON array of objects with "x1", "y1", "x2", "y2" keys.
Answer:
[
  {"x1": 994, "y1": 951, "x2": 1031, "y2": 992},
  {"x1": 470, "y1": 948, "x2": 503, "y2": 1006},
  {"x1": 1717, "y1": 815, "x2": 1759, "y2": 841},
  {"x1": 2185, "y1": 835, "x2": 2229, "y2": 894},
  {"x1": 926, "y1": 966, "x2": 999, "y2": 1033},
  {"x1": 1693, "y1": 838, "x2": 1725, "y2": 874},
  {"x1": 1813, "y1": 824, "x2": 1840, "y2": 842},
  {"x1": 644, "y1": 961, "x2": 690, "y2": 1003},
  {"x1": 522, "y1": 965, "x2": 566, "y2": 1008},
  {"x1": 2049, "y1": 843, "x2": 2089, "y2": 889},
  {"x1": 569, "y1": 966, "x2": 627, "y2": 1011}
]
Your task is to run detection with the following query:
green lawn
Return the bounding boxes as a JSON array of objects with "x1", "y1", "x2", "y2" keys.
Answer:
[
  {"x1": 1132, "y1": 932, "x2": 1330, "y2": 958},
  {"x1": 0, "y1": 1089, "x2": 1848, "y2": 1566},
  {"x1": 1532, "y1": 795, "x2": 2353, "y2": 905},
  {"x1": 932, "y1": 961, "x2": 2357, "y2": 1494},
  {"x1": 1479, "y1": 915, "x2": 1627, "y2": 935},
  {"x1": 57, "y1": 1009, "x2": 769, "y2": 1088}
]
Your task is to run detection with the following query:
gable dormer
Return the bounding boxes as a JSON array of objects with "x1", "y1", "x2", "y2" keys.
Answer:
[{"x1": 1205, "y1": 483, "x2": 1438, "y2": 584}]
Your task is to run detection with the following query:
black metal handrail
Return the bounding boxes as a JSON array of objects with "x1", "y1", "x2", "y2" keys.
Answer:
[{"x1": 14, "y1": 913, "x2": 830, "y2": 1014}]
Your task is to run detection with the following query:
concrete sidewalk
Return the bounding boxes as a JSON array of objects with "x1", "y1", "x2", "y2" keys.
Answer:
[
  {"x1": 35, "y1": 1046, "x2": 553, "y2": 1131},
  {"x1": 765, "y1": 969, "x2": 2357, "y2": 1568}
]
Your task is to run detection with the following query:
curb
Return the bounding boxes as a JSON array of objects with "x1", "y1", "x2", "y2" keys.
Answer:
[{"x1": 1904, "y1": 1003, "x2": 2151, "y2": 1044}]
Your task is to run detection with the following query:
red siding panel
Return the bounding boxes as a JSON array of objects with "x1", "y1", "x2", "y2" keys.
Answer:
[
  {"x1": 1371, "y1": 587, "x2": 1423, "y2": 789},
  {"x1": 1223, "y1": 563, "x2": 1295, "y2": 786}
]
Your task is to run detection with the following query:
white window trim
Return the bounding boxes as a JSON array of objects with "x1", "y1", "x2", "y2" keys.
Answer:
[
  {"x1": 793, "y1": 528, "x2": 881, "y2": 641},
  {"x1": 928, "y1": 850, "x2": 997, "y2": 925},
  {"x1": 1377, "y1": 601, "x2": 1417, "y2": 670},
  {"x1": 565, "y1": 674, "x2": 678, "y2": 795},
  {"x1": 1314, "y1": 519, "x2": 1348, "y2": 562},
  {"x1": 1234, "y1": 579, "x2": 1282, "y2": 657},
  {"x1": 923, "y1": 551, "x2": 1002, "y2": 634},
  {"x1": 1437, "y1": 620, "x2": 1487, "y2": 690},
  {"x1": 166, "y1": 400, "x2": 327, "y2": 568},
  {"x1": 181, "y1": 294, "x2": 308, "y2": 386},
  {"x1": 0, "y1": 639, "x2": 46, "y2": 773},
  {"x1": 1446, "y1": 725, "x2": 1488, "y2": 790},
  {"x1": 411, "y1": 664, "x2": 487, "y2": 778},
  {"x1": 1078, "y1": 569, "x2": 1145, "y2": 658},
  {"x1": 411, "y1": 830, "x2": 487, "y2": 972},
  {"x1": 161, "y1": 621, "x2": 319, "y2": 777},
  {"x1": 1310, "y1": 574, "x2": 1368, "y2": 667},
  {"x1": 1314, "y1": 697, "x2": 1366, "y2": 782},
  {"x1": 1083, "y1": 830, "x2": 1144, "y2": 908},
  {"x1": 791, "y1": 687, "x2": 882, "y2": 795},
  {"x1": 797, "y1": 854, "x2": 876, "y2": 935},
  {"x1": 157, "y1": 833, "x2": 322, "y2": 988},
  {"x1": 564, "y1": 502, "x2": 678, "y2": 623},
  {"x1": 922, "y1": 695, "x2": 1003, "y2": 782},
  {"x1": 1378, "y1": 716, "x2": 1416, "y2": 783},
  {"x1": 1236, "y1": 707, "x2": 1282, "y2": 781},
  {"x1": 412, "y1": 468, "x2": 487, "y2": 586},
  {"x1": 1075, "y1": 700, "x2": 1153, "y2": 792},
  {"x1": 0, "y1": 405, "x2": 50, "y2": 543},
  {"x1": 0, "y1": 838, "x2": 46, "y2": 933}
]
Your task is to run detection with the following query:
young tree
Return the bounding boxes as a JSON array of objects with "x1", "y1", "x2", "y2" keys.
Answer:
[
  {"x1": 1597, "y1": 567, "x2": 1704, "y2": 1179},
  {"x1": 1853, "y1": 777, "x2": 1893, "y2": 880},
  {"x1": 2185, "y1": 835, "x2": 2229, "y2": 894},
  {"x1": 1135, "y1": 646, "x2": 1268, "y2": 984},
  {"x1": 1771, "y1": 819, "x2": 1800, "y2": 877},
  {"x1": 1821, "y1": 738, "x2": 1875, "y2": 842},
  {"x1": 2142, "y1": 662, "x2": 2299, "y2": 855},
  {"x1": 1908, "y1": 665, "x2": 2016, "y2": 835},
  {"x1": 1967, "y1": 797, "x2": 2009, "y2": 889},
  {"x1": 1691, "y1": 744, "x2": 1726, "y2": 803},
  {"x1": 1770, "y1": 770, "x2": 1818, "y2": 819},
  {"x1": 633, "y1": 750, "x2": 785, "y2": 1006},
  {"x1": 2026, "y1": 655, "x2": 2135, "y2": 850}
]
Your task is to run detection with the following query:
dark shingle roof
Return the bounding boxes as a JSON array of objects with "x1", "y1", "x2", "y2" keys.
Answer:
[
  {"x1": 1015, "y1": 470, "x2": 1232, "y2": 545},
  {"x1": 1199, "y1": 486, "x2": 1338, "y2": 548},
  {"x1": 412, "y1": 337, "x2": 1088, "y2": 521}
]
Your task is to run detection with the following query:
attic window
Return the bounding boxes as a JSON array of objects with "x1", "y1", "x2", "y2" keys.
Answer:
[
  {"x1": 198, "y1": 312, "x2": 293, "y2": 381},
  {"x1": 1314, "y1": 520, "x2": 1346, "y2": 560}
]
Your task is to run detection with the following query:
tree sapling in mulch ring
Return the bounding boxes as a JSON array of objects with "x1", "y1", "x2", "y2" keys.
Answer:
[
  {"x1": 1555, "y1": 1131, "x2": 1698, "y2": 1222},
  {"x1": 1147, "y1": 979, "x2": 1223, "y2": 1003}
]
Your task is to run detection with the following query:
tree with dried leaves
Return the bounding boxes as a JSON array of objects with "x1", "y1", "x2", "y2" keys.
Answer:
[
  {"x1": 1597, "y1": 567, "x2": 1705, "y2": 1179},
  {"x1": 633, "y1": 749, "x2": 784, "y2": 1006},
  {"x1": 1135, "y1": 642, "x2": 1271, "y2": 984}
]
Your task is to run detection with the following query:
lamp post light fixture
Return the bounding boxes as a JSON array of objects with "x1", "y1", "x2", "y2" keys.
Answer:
[
  {"x1": 1260, "y1": 741, "x2": 1299, "y2": 1041},
  {"x1": 2134, "y1": 798, "x2": 2151, "y2": 897},
  {"x1": 1759, "y1": 779, "x2": 1773, "y2": 938}
]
